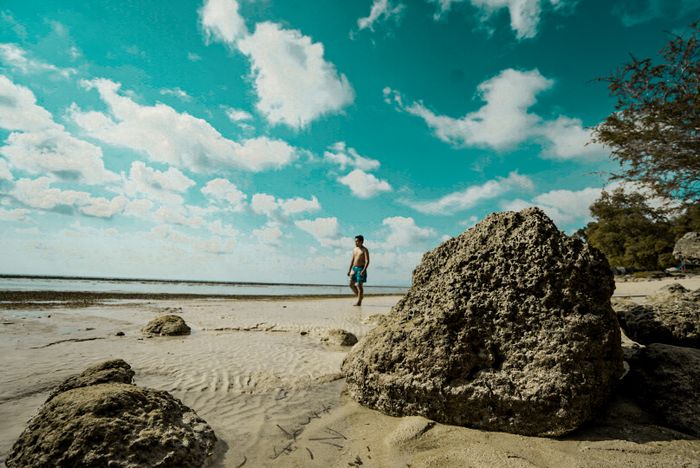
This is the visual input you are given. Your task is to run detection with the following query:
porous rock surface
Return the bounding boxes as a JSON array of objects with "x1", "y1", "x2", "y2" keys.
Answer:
[
  {"x1": 342, "y1": 208, "x2": 624, "y2": 436},
  {"x1": 46, "y1": 358, "x2": 134, "y2": 402},
  {"x1": 7, "y1": 361, "x2": 216, "y2": 468},
  {"x1": 623, "y1": 343, "x2": 700, "y2": 436},
  {"x1": 143, "y1": 314, "x2": 191, "y2": 336},
  {"x1": 673, "y1": 232, "x2": 700, "y2": 264},
  {"x1": 321, "y1": 329, "x2": 358, "y2": 346},
  {"x1": 614, "y1": 283, "x2": 700, "y2": 348}
]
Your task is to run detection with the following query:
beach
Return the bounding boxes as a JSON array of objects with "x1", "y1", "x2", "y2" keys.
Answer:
[{"x1": 1, "y1": 278, "x2": 699, "y2": 467}]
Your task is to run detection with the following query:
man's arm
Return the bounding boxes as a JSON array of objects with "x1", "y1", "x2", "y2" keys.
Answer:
[
  {"x1": 361, "y1": 248, "x2": 370, "y2": 273},
  {"x1": 348, "y1": 251, "x2": 355, "y2": 276}
]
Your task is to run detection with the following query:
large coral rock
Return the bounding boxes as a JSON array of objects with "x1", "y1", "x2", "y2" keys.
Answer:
[
  {"x1": 342, "y1": 208, "x2": 624, "y2": 436},
  {"x1": 614, "y1": 283, "x2": 700, "y2": 348},
  {"x1": 7, "y1": 360, "x2": 216, "y2": 467},
  {"x1": 321, "y1": 329, "x2": 358, "y2": 346},
  {"x1": 143, "y1": 314, "x2": 191, "y2": 336},
  {"x1": 47, "y1": 358, "x2": 135, "y2": 402},
  {"x1": 673, "y1": 232, "x2": 700, "y2": 264},
  {"x1": 624, "y1": 343, "x2": 700, "y2": 436}
]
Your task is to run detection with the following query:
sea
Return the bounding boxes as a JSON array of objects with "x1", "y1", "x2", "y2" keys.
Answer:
[{"x1": 0, "y1": 276, "x2": 408, "y2": 297}]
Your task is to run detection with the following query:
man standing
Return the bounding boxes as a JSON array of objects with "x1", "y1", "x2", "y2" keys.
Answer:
[{"x1": 348, "y1": 235, "x2": 369, "y2": 306}]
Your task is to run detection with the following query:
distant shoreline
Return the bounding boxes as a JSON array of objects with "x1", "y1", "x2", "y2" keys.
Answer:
[
  {"x1": 0, "y1": 290, "x2": 405, "y2": 306},
  {"x1": 0, "y1": 274, "x2": 408, "y2": 290}
]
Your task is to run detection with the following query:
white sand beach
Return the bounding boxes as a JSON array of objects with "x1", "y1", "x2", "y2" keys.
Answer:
[{"x1": 1, "y1": 278, "x2": 699, "y2": 467}]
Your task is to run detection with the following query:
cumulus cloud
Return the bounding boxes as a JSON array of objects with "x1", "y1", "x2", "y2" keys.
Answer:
[
  {"x1": 1, "y1": 128, "x2": 119, "y2": 185},
  {"x1": 251, "y1": 193, "x2": 321, "y2": 218},
  {"x1": 201, "y1": 178, "x2": 247, "y2": 211},
  {"x1": 0, "y1": 74, "x2": 57, "y2": 132},
  {"x1": 381, "y1": 216, "x2": 436, "y2": 248},
  {"x1": 199, "y1": 0, "x2": 248, "y2": 45},
  {"x1": 0, "y1": 207, "x2": 29, "y2": 221},
  {"x1": 223, "y1": 107, "x2": 253, "y2": 122},
  {"x1": 70, "y1": 78, "x2": 297, "y2": 172},
  {"x1": 428, "y1": 0, "x2": 576, "y2": 39},
  {"x1": 0, "y1": 158, "x2": 12, "y2": 180},
  {"x1": 405, "y1": 171, "x2": 534, "y2": 215},
  {"x1": 252, "y1": 221, "x2": 283, "y2": 246},
  {"x1": 389, "y1": 68, "x2": 606, "y2": 160},
  {"x1": 0, "y1": 76, "x2": 119, "y2": 184},
  {"x1": 208, "y1": 219, "x2": 238, "y2": 237},
  {"x1": 11, "y1": 177, "x2": 126, "y2": 218},
  {"x1": 154, "y1": 205, "x2": 205, "y2": 228},
  {"x1": 0, "y1": 43, "x2": 76, "y2": 77},
  {"x1": 338, "y1": 169, "x2": 392, "y2": 199},
  {"x1": 159, "y1": 87, "x2": 192, "y2": 101},
  {"x1": 356, "y1": 0, "x2": 405, "y2": 32},
  {"x1": 124, "y1": 161, "x2": 195, "y2": 205},
  {"x1": 324, "y1": 142, "x2": 381, "y2": 171},
  {"x1": 237, "y1": 22, "x2": 355, "y2": 129},
  {"x1": 295, "y1": 216, "x2": 352, "y2": 248}
]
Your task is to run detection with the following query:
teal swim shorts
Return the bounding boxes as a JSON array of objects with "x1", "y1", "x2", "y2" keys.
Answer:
[{"x1": 352, "y1": 266, "x2": 367, "y2": 284}]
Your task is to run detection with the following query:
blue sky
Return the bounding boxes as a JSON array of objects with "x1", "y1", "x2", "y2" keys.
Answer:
[{"x1": 0, "y1": 0, "x2": 697, "y2": 285}]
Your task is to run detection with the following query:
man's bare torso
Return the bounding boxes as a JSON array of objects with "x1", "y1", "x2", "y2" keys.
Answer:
[{"x1": 352, "y1": 246, "x2": 368, "y2": 267}]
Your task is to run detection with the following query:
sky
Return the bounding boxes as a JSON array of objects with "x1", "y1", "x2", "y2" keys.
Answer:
[{"x1": 0, "y1": 0, "x2": 698, "y2": 285}]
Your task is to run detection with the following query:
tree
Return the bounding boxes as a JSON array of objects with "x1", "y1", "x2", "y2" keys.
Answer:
[
  {"x1": 593, "y1": 23, "x2": 700, "y2": 206},
  {"x1": 580, "y1": 188, "x2": 676, "y2": 271}
]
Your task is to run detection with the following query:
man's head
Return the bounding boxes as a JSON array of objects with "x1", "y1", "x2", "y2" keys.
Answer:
[{"x1": 354, "y1": 235, "x2": 364, "y2": 246}]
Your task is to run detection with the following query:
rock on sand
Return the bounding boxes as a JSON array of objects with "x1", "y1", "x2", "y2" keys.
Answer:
[
  {"x1": 342, "y1": 208, "x2": 624, "y2": 436},
  {"x1": 624, "y1": 343, "x2": 700, "y2": 436},
  {"x1": 6, "y1": 360, "x2": 216, "y2": 467},
  {"x1": 46, "y1": 358, "x2": 134, "y2": 402},
  {"x1": 143, "y1": 314, "x2": 191, "y2": 336},
  {"x1": 321, "y1": 328, "x2": 358, "y2": 346},
  {"x1": 614, "y1": 283, "x2": 700, "y2": 348}
]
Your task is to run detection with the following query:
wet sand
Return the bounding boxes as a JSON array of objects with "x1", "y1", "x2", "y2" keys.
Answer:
[{"x1": 1, "y1": 278, "x2": 699, "y2": 467}]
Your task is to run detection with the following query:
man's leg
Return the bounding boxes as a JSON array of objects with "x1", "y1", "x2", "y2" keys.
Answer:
[
  {"x1": 356, "y1": 283, "x2": 363, "y2": 306},
  {"x1": 349, "y1": 279, "x2": 359, "y2": 300}
]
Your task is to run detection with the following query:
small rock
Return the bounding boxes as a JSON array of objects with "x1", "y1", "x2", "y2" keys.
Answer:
[
  {"x1": 623, "y1": 343, "x2": 700, "y2": 436},
  {"x1": 321, "y1": 329, "x2": 358, "y2": 346},
  {"x1": 115, "y1": 331, "x2": 125, "y2": 337},
  {"x1": 300, "y1": 331, "x2": 308, "y2": 336},
  {"x1": 6, "y1": 383, "x2": 217, "y2": 467},
  {"x1": 46, "y1": 359, "x2": 134, "y2": 402},
  {"x1": 142, "y1": 314, "x2": 191, "y2": 336}
]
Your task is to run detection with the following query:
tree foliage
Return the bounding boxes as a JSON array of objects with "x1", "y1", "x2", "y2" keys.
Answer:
[{"x1": 593, "y1": 23, "x2": 700, "y2": 205}]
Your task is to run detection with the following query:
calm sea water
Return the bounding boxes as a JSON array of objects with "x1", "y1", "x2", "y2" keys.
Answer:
[{"x1": 0, "y1": 276, "x2": 408, "y2": 297}]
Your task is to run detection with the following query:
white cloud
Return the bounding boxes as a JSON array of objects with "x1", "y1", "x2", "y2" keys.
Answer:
[
  {"x1": 406, "y1": 171, "x2": 534, "y2": 215},
  {"x1": 0, "y1": 76, "x2": 119, "y2": 184},
  {"x1": 0, "y1": 43, "x2": 76, "y2": 77},
  {"x1": 538, "y1": 116, "x2": 606, "y2": 160},
  {"x1": 154, "y1": 205, "x2": 205, "y2": 228},
  {"x1": 201, "y1": 178, "x2": 247, "y2": 211},
  {"x1": 1, "y1": 128, "x2": 119, "y2": 184},
  {"x1": 124, "y1": 161, "x2": 195, "y2": 205},
  {"x1": 224, "y1": 107, "x2": 253, "y2": 122},
  {"x1": 70, "y1": 78, "x2": 297, "y2": 172},
  {"x1": 428, "y1": 0, "x2": 575, "y2": 39},
  {"x1": 208, "y1": 219, "x2": 238, "y2": 237},
  {"x1": 338, "y1": 169, "x2": 392, "y2": 199},
  {"x1": 391, "y1": 68, "x2": 606, "y2": 160},
  {"x1": 123, "y1": 198, "x2": 154, "y2": 218},
  {"x1": 251, "y1": 193, "x2": 321, "y2": 218},
  {"x1": 252, "y1": 221, "x2": 283, "y2": 246},
  {"x1": 199, "y1": 0, "x2": 248, "y2": 45},
  {"x1": 356, "y1": 0, "x2": 405, "y2": 32},
  {"x1": 237, "y1": 22, "x2": 355, "y2": 129},
  {"x1": 381, "y1": 216, "x2": 436, "y2": 248},
  {"x1": 0, "y1": 158, "x2": 12, "y2": 180},
  {"x1": 295, "y1": 216, "x2": 352, "y2": 248},
  {"x1": 11, "y1": 177, "x2": 126, "y2": 218},
  {"x1": 324, "y1": 141, "x2": 381, "y2": 171},
  {"x1": 0, "y1": 74, "x2": 57, "y2": 132},
  {"x1": 0, "y1": 207, "x2": 29, "y2": 221},
  {"x1": 159, "y1": 87, "x2": 192, "y2": 101},
  {"x1": 197, "y1": 237, "x2": 236, "y2": 254}
]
